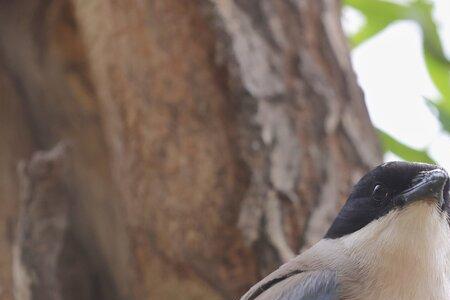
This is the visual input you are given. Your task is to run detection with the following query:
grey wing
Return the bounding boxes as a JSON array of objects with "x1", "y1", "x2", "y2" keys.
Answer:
[{"x1": 240, "y1": 269, "x2": 338, "y2": 300}]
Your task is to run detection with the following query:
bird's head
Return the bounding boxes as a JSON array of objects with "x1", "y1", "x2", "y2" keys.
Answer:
[{"x1": 325, "y1": 161, "x2": 449, "y2": 240}]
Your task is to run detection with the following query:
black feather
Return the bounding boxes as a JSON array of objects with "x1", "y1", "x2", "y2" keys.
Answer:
[{"x1": 325, "y1": 161, "x2": 449, "y2": 239}]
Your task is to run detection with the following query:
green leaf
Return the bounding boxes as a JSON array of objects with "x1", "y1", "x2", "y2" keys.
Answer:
[
  {"x1": 410, "y1": 0, "x2": 445, "y2": 59},
  {"x1": 377, "y1": 129, "x2": 435, "y2": 163},
  {"x1": 345, "y1": 0, "x2": 410, "y2": 47},
  {"x1": 346, "y1": 0, "x2": 448, "y2": 58},
  {"x1": 348, "y1": 19, "x2": 392, "y2": 48},
  {"x1": 344, "y1": 0, "x2": 408, "y2": 20},
  {"x1": 424, "y1": 48, "x2": 450, "y2": 100},
  {"x1": 425, "y1": 98, "x2": 450, "y2": 132}
]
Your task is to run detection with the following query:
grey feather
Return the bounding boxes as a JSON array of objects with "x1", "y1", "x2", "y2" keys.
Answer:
[{"x1": 241, "y1": 265, "x2": 338, "y2": 300}]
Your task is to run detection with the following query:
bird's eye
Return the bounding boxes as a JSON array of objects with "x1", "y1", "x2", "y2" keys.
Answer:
[{"x1": 372, "y1": 184, "x2": 389, "y2": 202}]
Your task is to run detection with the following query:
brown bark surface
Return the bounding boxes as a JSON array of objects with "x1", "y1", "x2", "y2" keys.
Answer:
[{"x1": 0, "y1": 1, "x2": 381, "y2": 299}]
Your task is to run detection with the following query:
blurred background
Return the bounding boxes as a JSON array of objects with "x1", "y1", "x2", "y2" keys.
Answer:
[
  {"x1": 344, "y1": 0, "x2": 450, "y2": 167},
  {"x1": 0, "y1": 0, "x2": 448, "y2": 300}
]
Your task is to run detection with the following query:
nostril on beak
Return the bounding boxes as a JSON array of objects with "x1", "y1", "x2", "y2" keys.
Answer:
[{"x1": 428, "y1": 169, "x2": 448, "y2": 185}]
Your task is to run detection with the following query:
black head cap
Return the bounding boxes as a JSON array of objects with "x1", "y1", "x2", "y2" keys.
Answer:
[{"x1": 325, "y1": 161, "x2": 449, "y2": 239}]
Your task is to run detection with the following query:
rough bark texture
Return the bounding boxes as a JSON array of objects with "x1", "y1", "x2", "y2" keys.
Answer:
[
  {"x1": 0, "y1": 0, "x2": 382, "y2": 299},
  {"x1": 13, "y1": 143, "x2": 101, "y2": 300}
]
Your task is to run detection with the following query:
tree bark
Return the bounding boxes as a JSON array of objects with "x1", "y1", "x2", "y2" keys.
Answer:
[{"x1": 0, "y1": 0, "x2": 381, "y2": 299}]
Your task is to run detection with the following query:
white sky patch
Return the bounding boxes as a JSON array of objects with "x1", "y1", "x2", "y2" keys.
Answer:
[
  {"x1": 342, "y1": 7, "x2": 365, "y2": 36},
  {"x1": 343, "y1": 0, "x2": 450, "y2": 170}
]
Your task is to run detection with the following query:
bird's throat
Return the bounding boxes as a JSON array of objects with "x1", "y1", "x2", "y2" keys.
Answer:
[{"x1": 342, "y1": 201, "x2": 450, "y2": 300}]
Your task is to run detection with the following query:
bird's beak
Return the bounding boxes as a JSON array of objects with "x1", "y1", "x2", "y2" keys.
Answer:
[{"x1": 395, "y1": 169, "x2": 448, "y2": 207}]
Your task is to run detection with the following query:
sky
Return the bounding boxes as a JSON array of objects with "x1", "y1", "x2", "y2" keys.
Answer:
[{"x1": 342, "y1": 0, "x2": 450, "y2": 169}]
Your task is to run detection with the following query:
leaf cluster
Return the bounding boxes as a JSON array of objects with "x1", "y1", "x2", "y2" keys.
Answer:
[{"x1": 345, "y1": 0, "x2": 450, "y2": 163}]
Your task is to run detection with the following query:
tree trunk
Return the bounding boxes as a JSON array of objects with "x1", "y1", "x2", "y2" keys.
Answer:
[{"x1": 0, "y1": 0, "x2": 381, "y2": 299}]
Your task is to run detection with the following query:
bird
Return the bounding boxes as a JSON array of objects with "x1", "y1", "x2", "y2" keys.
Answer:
[{"x1": 240, "y1": 161, "x2": 450, "y2": 300}]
